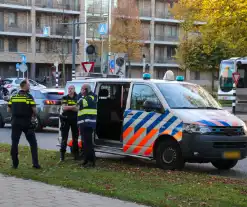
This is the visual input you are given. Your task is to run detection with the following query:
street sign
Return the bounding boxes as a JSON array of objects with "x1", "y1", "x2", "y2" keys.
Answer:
[
  {"x1": 232, "y1": 72, "x2": 240, "y2": 86},
  {"x1": 43, "y1": 26, "x2": 50, "y2": 37},
  {"x1": 98, "y1": 23, "x2": 108, "y2": 35},
  {"x1": 81, "y1": 62, "x2": 95, "y2": 73},
  {"x1": 19, "y1": 63, "x2": 28, "y2": 73},
  {"x1": 110, "y1": 60, "x2": 115, "y2": 69},
  {"x1": 16, "y1": 63, "x2": 20, "y2": 71},
  {"x1": 21, "y1": 54, "x2": 26, "y2": 63}
]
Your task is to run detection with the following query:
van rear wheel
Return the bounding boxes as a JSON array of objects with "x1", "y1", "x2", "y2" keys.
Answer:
[
  {"x1": 155, "y1": 140, "x2": 185, "y2": 170},
  {"x1": 211, "y1": 160, "x2": 238, "y2": 170}
]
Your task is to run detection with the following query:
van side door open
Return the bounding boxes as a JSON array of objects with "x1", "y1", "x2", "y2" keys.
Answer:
[{"x1": 95, "y1": 81, "x2": 130, "y2": 147}]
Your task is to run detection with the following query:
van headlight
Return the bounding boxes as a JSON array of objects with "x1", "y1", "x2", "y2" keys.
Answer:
[{"x1": 183, "y1": 124, "x2": 212, "y2": 134}]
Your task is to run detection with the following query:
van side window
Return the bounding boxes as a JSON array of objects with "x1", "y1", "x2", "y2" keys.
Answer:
[{"x1": 130, "y1": 84, "x2": 160, "y2": 111}]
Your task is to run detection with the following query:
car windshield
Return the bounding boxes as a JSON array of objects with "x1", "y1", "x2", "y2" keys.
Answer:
[{"x1": 156, "y1": 83, "x2": 222, "y2": 109}]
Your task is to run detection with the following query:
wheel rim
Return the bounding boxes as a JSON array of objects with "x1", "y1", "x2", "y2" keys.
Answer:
[{"x1": 162, "y1": 147, "x2": 177, "y2": 164}]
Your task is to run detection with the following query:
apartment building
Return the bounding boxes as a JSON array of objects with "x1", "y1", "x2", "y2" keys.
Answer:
[
  {"x1": 0, "y1": 0, "x2": 210, "y2": 84},
  {"x1": 0, "y1": 0, "x2": 85, "y2": 82}
]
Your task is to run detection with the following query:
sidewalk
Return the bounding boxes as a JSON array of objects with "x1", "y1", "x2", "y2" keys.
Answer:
[{"x1": 0, "y1": 174, "x2": 147, "y2": 207}]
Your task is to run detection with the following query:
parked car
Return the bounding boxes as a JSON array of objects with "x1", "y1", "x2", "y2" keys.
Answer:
[
  {"x1": 0, "y1": 93, "x2": 10, "y2": 128},
  {"x1": 0, "y1": 88, "x2": 64, "y2": 131},
  {"x1": 29, "y1": 88, "x2": 64, "y2": 131},
  {"x1": 3, "y1": 78, "x2": 46, "y2": 95}
]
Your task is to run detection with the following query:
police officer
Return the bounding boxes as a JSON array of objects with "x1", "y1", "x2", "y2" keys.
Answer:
[
  {"x1": 7, "y1": 79, "x2": 41, "y2": 169},
  {"x1": 60, "y1": 85, "x2": 79, "y2": 161},
  {"x1": 77, "y1": 83, "x2": 97, "y2": 167}
]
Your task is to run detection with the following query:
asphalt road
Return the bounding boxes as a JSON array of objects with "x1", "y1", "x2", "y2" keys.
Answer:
[{"x1": 1, "y1": 124, "x2": 247, "y2": 179}]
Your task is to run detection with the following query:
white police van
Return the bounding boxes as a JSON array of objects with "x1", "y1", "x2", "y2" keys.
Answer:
[{"x1": 58, "y1": 71, "x2": 247, "y2": 170}]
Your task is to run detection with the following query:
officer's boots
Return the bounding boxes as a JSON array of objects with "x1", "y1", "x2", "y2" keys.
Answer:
[{"x1": 60, "y1": 152, "x2": 65, "y2": 161}]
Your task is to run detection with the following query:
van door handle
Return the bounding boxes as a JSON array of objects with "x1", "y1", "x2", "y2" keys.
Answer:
[{"x1": 127, "y1": 112, "x2": 134, "y2": 116}]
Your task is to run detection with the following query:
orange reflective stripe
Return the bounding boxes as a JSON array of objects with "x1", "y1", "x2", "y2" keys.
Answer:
[
  {"x1": 161, "y1": 129, "x2": 172, "y2": 135},
  {"x1": 144, "y1": 146, "x2": 153, "y2": 156},
  {"x1": 173, "y1": 131, "x2": 182, "y2": 140},
  {"x1": 123, "y1": 127, "x2": 133, "y2": 140},
  {"x1": 132, "y1": 129, "x2": 158, "y2": 154},
  {"x1": 124, "y1": 128, "x2": 145, "y2": 152}
]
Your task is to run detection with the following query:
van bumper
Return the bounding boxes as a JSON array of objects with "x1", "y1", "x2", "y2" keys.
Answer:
[{"x1": 180, "y1": 133, "x2": 247, "y2": 160}]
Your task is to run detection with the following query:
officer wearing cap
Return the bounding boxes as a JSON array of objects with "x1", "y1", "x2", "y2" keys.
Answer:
[{"x1": 7, "y1": 79, "x2": 41, "y2": 169}]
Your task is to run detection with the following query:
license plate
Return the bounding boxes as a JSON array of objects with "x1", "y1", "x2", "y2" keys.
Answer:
[{"x1": 223, "y1": 151, "x2": 240, "y2": 159}]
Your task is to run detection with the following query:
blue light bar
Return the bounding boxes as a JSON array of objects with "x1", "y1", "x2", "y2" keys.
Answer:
[
  {"x1": 176, "y1": 76, "x2": 184, "y2": 81},
  {"x1": 143, "y1": 73, "x2": 151, "y2": 80}
]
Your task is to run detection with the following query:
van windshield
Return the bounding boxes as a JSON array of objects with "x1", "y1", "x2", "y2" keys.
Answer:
[{"x1": 156, "y1": 83, "x2": 222, "y2": 109}]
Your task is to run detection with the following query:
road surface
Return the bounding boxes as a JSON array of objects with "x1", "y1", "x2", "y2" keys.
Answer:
[{"x1": 1, "y1": 124, "x2": 247, "y2": 179}]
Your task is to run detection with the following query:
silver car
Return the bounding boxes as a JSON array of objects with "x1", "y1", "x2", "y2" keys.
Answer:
[
  {"x1": 3, "y1": 78, "x2": 46, "y2": 95},
  {"x1": 0, "y1": 88, "x2": 64, "y2": 131},
  {"x1": 0, "y1": 93, "x2": 10, "y2": 128}
]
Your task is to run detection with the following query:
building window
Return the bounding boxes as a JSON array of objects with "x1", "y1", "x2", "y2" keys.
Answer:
[
  {"x1": 0, "y1": 38, "x2": 4, "y2": 51},
  {"x1": 166, "y1": 25, "x2": 177, "y2": 37},
  {"x1": 36, "y1": 40, "x2": 41, "y2": 52},
  {"x1": 8, "y1": 38, "x2": 17, "y2": 52},
  {"x1": 167, "y1": 46, "x2": 176, "y2": 58},
  {"x1": 36, "y1": 15, "x2": 41, "y2": 28},
  {"x1": 8, "y1": 13, "x2": 17, "y2": 26}
]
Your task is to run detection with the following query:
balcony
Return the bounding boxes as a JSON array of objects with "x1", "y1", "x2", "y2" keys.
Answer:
[
  {"x1": 35, "y1": 0, "x2": 80, "y2": 14},
  {"x1": 155, "y1": 57, "x2": 176, "y2": 64},
  {"x1": 0, "y1": 23, "x2": 32, "y2": 36},
  {"x1": 155, "y1": 11, "x2": 174, "y2": 19},
  {"x1": 36, "y1": 25, "x2": 80, "y2": 38},
  {"x1": 0, "y1": 0, "x2": 31, "y2": 9},
  {"x1": 154, "y1": 35, "x2": 179, "y2": 44}
]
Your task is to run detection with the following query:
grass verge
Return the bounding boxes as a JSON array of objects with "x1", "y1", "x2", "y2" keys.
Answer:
[{"x1": 1, "y1": 143, "x2": 247, "y2": 207}]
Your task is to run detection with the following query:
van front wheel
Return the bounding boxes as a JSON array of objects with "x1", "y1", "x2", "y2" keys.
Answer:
[
  {"x1": 155, "y1": 140, "x2": 185, "y2": 170},
  {"x1": 211, "y1": 160, "x2": 238, "y2": 170}
]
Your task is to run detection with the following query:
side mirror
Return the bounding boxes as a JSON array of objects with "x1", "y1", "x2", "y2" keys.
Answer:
[{"x1": 143, "y1": 100, "x2": 163, "y2": 113}]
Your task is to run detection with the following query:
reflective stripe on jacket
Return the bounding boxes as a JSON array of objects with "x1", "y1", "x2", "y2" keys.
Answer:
[{"x1": 77, "y1": 92, "x2": 97, "y2": 129}]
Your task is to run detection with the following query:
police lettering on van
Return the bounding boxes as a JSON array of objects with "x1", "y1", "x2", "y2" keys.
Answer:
[{"x1": 59, "y1": 71, "x2": 247, "y2": 171}]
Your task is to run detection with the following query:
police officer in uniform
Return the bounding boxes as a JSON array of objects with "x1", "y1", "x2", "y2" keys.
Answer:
[
  {"x1": 77, "y1": 84, "x2": 97, "y2": 167},
  {"x1": 7, "y1": 79, "x2": 41, "y2": 169},
  {"x1": 60, "y1": 85, "x2": 79, "y2": 161}
]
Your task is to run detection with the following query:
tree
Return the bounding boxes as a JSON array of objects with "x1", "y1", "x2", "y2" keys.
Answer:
[
  {"x1": 175, "y1": 36, "x2": 230, "y2": 91},
  {"x1": 170, "y1": 0, "x2": 247, "y2": 56},
  {"x1": 110, "y1": 0, "x2": 144, "y2": 75}
]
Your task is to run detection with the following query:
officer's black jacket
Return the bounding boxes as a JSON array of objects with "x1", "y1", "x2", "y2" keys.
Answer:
[
  {"x1": 8, "y1": 90, "x2": 36, "y2": 121},
  {"x1": 61, "y1": 93, "x2": 78, "y2": 119}
]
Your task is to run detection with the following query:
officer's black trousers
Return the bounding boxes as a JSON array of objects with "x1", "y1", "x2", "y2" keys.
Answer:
[
  {"x1": 60, "y1": 119, "x2": 79, "y2": 154},
  {"x1": 11, "y1": 124, "x2": 39, "y2": 167},
  {"x1": 80, "y1": 127, "x2": 95, "y2": 163}
]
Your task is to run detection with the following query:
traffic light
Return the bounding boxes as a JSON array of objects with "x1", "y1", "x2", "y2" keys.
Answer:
[{"x1": 86, "y1": 45, "x2": 95, "y2": 55}]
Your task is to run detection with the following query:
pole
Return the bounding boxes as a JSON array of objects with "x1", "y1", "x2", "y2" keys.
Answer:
[
  {"x1": 142, "y1": 57, "x2": 146, "y2": 73},
  {"x1": 72, "y1": 19, "x2": 76, "y2": 80},
  {"x1": 54, "y1": 61, "x2": 59, "y2": 88},
  {"x1": 107, "y1": 0, "x2": 112, "y2": 75},
  {"x1": 100, "y1": 36, "x2": 104, "y2": 74},
  {"x1": 232, "y1": 83, "x2": 236, "y2": 114}
]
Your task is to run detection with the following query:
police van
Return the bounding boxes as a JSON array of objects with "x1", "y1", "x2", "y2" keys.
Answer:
[{"x1": 58, "y1": 72, "x2": 247, "y2": 170}]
